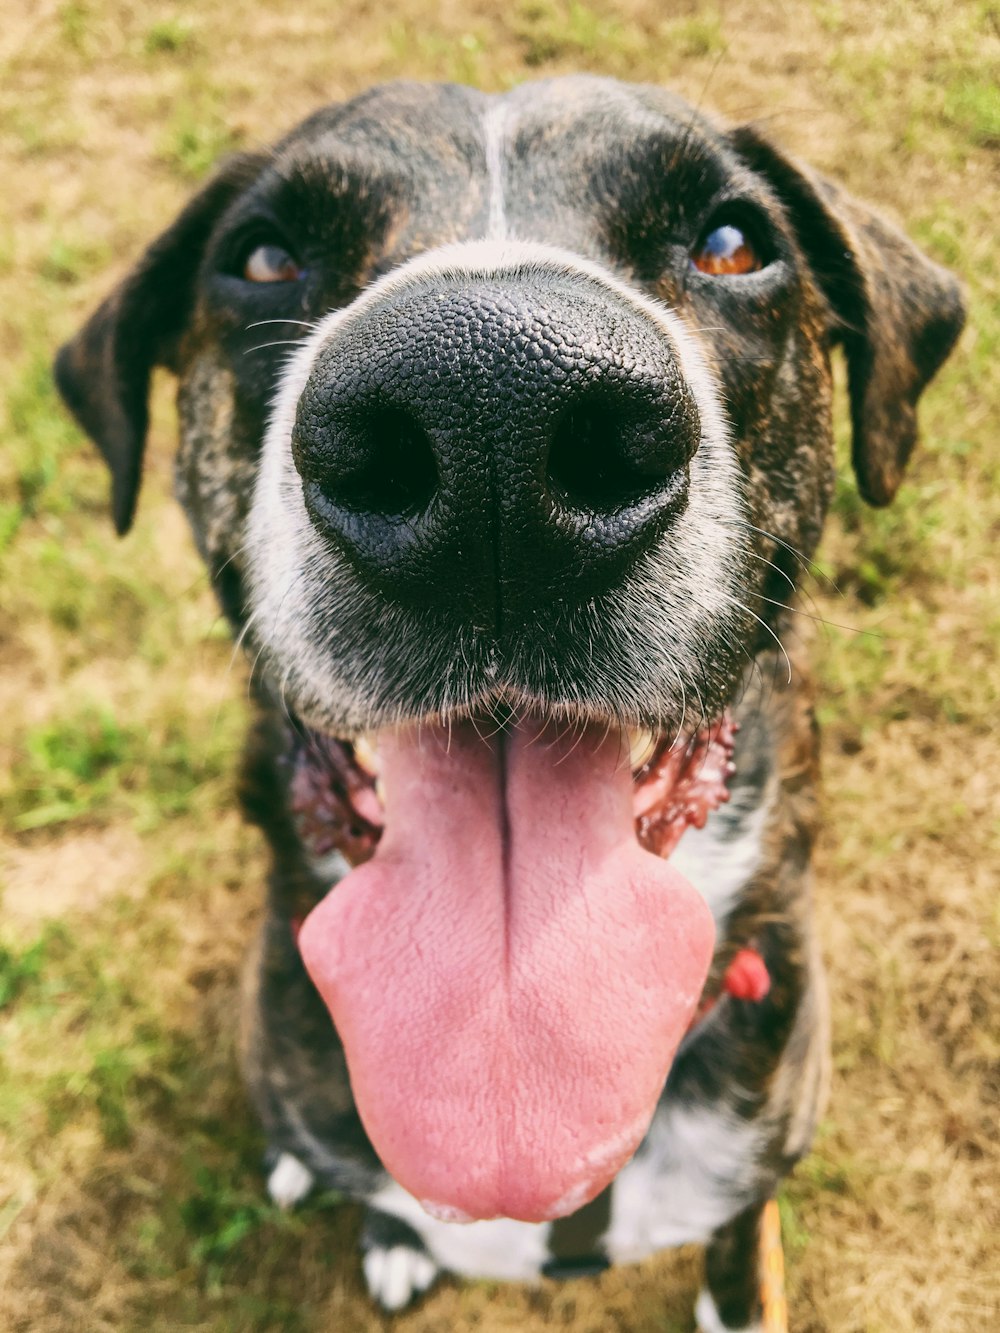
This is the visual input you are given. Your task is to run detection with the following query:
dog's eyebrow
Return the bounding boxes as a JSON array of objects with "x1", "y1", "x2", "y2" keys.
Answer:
[
  {"x1": 271, "y1": 146, "x2": 406, "y2": 195},
  {"x1": 581, "y1": 133, "x2": 751, "y2": 245},
  {"x1": 209, "y1": 146, "x2": 412, "y2": 257}
]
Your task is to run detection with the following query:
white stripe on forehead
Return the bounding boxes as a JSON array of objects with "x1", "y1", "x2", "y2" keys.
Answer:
[{"x1": 482, "y1": 101, "x2": 509, "y2": 241}]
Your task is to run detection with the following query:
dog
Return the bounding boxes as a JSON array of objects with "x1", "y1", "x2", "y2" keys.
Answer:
[{"x1": 54, "y1": 77, "x2": 964, "y2": 1332}]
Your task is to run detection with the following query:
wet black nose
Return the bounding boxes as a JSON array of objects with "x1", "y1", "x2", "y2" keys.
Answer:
[{"x1": 291, "y1": 269, "x2": 701, "y2": 629}]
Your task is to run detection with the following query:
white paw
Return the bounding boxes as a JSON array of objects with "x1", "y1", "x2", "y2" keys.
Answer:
[
  {"x1": 266, "y1": 1152, "x2": 316, "y2": 1209},
  {"x1": 363, "y1": 1243, "x2": 439, "y2": 1311},
  {"x1": 695, "y1": 1287, "x2": 763, "y2": 1333}
]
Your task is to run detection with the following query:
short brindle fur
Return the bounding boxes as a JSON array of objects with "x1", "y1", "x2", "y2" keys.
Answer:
[{"x1": 55, "y1": 78, "x2": 963, "y2": 1332}]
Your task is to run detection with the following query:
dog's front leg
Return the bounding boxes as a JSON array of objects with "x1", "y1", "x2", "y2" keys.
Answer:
[
  {"x1": 696, "y1": 1200, "x2": 769, "y2": 1333},
  {"x1": 359, "y1": 1207, "x2": 441, "y2": 1312}
]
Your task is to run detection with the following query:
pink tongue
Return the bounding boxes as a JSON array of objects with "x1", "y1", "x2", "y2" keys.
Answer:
[{"x1": 298, "y1": 720, "x2": 715, "y2": 1223}]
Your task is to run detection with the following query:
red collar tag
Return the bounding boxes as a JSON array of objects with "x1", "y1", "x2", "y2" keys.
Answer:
[
  {"x1": 688, "y1": 945, "x2": 770, "y2": 1033},
  {"x1": 722, "y1": 947, "x2": 771, "y2": 1002}
]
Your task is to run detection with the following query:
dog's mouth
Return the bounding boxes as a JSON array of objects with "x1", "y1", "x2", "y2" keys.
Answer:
[{"x1": 291, "y1": 712, "x2": 734, "y2": 1224}]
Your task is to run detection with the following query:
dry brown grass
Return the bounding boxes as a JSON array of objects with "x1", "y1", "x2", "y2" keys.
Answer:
[{"x1": 1, "y1": 2, "x2": 997, "y2": 1330}]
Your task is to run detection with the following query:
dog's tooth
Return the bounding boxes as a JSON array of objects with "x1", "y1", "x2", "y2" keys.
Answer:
[{"x1": 628, "y1": 728, "x2": 656, "y2": 771}]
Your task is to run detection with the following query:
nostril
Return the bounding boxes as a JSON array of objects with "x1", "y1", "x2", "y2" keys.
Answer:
[
  {"x1": 547, "y1": 396, "x2": 696, "y2": 512},
  {"x1": 294, "y1": 402, "x2": 438, "y2": 518},
  {"x1": 335, "y1": 406, "x2": 438, "y2": 517}
]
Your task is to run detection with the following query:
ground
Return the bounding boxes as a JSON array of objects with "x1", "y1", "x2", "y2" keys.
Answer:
[{"x1": 0, "y1": 2, "x2": 997, "y2": 1330}]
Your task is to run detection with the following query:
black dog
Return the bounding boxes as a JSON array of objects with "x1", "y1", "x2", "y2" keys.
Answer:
[{"x1": 55, "y1": 77, "x2": 963, "y2": 1331}]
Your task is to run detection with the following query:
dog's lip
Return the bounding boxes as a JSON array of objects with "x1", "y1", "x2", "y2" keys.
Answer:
[
  {"x1": 287, "y1": 708, "x2": 736, "y2": 875},
  {"x1": 352, "y1": 721, "x2": 660, "y2": 780}
]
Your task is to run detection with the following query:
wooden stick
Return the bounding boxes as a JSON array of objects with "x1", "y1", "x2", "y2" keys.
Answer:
[{"x1": 760, "y1": 1199, "x2": 788, "y2": 1333}]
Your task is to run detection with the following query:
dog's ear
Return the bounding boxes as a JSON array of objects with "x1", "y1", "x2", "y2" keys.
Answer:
[
  {"x1": 54, "y1": 152, "x2": 266, "y2": 534},
  {"x1": 731, "y1": 126, "x2": 965, "y2": 506}
]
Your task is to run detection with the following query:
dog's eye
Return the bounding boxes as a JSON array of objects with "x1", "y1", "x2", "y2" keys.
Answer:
[
  {"x1": 243, "y1": 243, "x2": 306, "y2": 283},
  {"x1": 691, "y1": 223, "x2": 762, "y2": 277}
]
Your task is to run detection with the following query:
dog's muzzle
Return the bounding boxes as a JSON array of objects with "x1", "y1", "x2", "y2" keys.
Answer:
[{"x1": 289, "y1": 265, "x2": 701, "y2": 628}]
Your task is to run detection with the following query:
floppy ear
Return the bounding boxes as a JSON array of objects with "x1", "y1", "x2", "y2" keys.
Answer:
[
  {"x1": 730, "y1": 126, "x2": 966, "y2": 506},
  {"x1": 54, "y1": 152, "x2": 266, "y2": 534}
]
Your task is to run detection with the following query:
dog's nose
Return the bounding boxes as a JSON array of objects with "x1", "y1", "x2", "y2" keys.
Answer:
[{"x1": 291, "y1": 269, "x2": 701, "y2": 628}]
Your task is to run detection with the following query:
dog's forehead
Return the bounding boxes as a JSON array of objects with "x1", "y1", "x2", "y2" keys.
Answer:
[
  {"x1": 276, "y1": 81, "x2": 487, "y2": 182},
  {"x1": 268, "y1": 77, "x2": 734, "y2": 246},
  {"x1": 497, "y1": 75, "x2": 721, "y2": 154},
  {"x1": 280, "y1": 76, "x2": 719, "y2": 159}
]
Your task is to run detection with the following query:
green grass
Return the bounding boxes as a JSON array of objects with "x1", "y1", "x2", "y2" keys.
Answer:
[
  {"x1": 4, "y1": 695, "x2": 241, "y2": 833},
  {"x1": 513, "y1": 0, "x2": 636, "y2": 68},
  {"x1": 144, "y1": 17, "x2": 197, "y2": 56},
  {"x1": 162, "y1": 107, "x2": 242, "y2": 179},
  {"x1": 669, "y1": 13, "x2": 726, "y2": 59},
  {"x1": 1, "y1": 354, "x2": 83, "y2": 537},
  {"x1": 944, "y1": 78, "x2": 1000, "y2": 147},
  {"x1": 57, "y1": 1, "x2": 90, "y2": 51},
  {"x1": 0, "y1": 1, "x2": 998, "y2": 1330},
  {"x1": 0, "y1": 933, "x2": 49, "y2": 1011}
]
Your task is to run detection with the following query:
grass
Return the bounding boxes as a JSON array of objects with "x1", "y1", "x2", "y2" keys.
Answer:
[
  {"x1": 144, "y1": 17, "x2": 197, "y2": 57},
  {"x1": 513, "y1": 1, "x2": 633, "y2": 68},
  {"x1": 162, "y1": 105, "x2": 243, "y2": 180},
  {"x1": 1, "y1": 0, "x2": 998, "y2": 1330}
]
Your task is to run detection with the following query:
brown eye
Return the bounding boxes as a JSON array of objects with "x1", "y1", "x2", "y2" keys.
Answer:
[
  {"x1": 243, "y1": 243, "x2": 306, "y2": 283},
  {"x1": 692, "y1": 223, "x2": 762, "y2": 277}
]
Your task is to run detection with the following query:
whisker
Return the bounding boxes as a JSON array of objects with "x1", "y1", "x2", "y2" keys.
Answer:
[
  {"x1": 244, "y1": 317, "x2": 323, "y2": 331},
  {"x1": 244, "y1": 339, "x2": 309, "y2": 355},
  {"x1": 743, "y1": 548, "x2": 846, "y2": 636},
  {"x1": 726, "y1": 519, "x2": 845, "y2": 596},
  {"x1": 723, "y1": 593, "x2": 793, "y2": 685},
  {"x1": 743, "y1": 547, "x2": 796, "y2": 592},
  {"x1": 754, "y1": 590, "x2": 881, "y2": 638},
  {"x1": 228, "y1": 604, "x2": 260, "y2": 677},
  {"x1": 667, "y1": 664, "x2": 689, "y2": 751},
  {"x1": 212, "y1": 538, "x2": 253, "y2": 584}
]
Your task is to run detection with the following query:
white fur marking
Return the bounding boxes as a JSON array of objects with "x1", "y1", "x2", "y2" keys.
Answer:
[
  {"x1": 307, "y1": 847, "x2": 353, "y2": 885},
  {"x1": 370, "y1": 1180, "x2": 552, "y2": 1280},
  {"x1": 695, "y1": 1287, "x2": 763, "y2": 1333},
  {"x1": 482, "y1": 102, "x2": 509, "y2": 240},
  {"x1": 266, "y1": 1152, "x2": 315, "y2": 1209},
  {"x1": 671, "y1": 778, "x2": 771, "y2": 928},
  {"x1": 364, "y1": 1244, "x2": 438, "y2": 1311},
  {"x1": 604, "y1": 1102, "x2": 770, "y2": 1260}
]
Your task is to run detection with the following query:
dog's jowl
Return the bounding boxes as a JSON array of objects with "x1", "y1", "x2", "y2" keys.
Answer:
[{"x1": 56, "y1": 78, "x2": 963, "y2": 1331}]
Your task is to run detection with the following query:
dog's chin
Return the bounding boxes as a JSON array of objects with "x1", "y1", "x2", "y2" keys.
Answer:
[{"x1": 286, "y1": 699, "x2": 735, "y2": 1223}]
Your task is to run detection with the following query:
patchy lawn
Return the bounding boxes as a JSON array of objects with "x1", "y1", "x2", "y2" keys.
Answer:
[{"x1": 1, "y1": 2, "x2": 997, "y2": 1329}]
